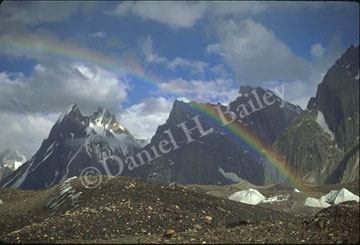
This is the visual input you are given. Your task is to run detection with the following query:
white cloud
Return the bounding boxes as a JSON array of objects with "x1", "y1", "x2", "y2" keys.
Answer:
[
  {"x1": 111, "y1": 1, "x2": 134, "y2": 16},
  {"x1": 266, "y1": 2, "x2": 356, "y2": 12},
  {"x1": 89, "y1": 32, "x2": 107, "y2": 38},
  {"x1": 140, "y1": 36, "x2": 168, "y2": 64},
  {"x1": 312, "y1": 37, "x2": 347, "y2": 72},
  {"x1": 0, "y1": 20, "x2": 149, "y2": 115},
  {"x1": 0, "y1": 111, "x2": 58, "y2": 157},
  {"x1": 1, "y1": 1, "x2": 82, "y2": 26},
  {"x1": 160, "y1": 78, "x2": 239, "y2": 105},
  {"x1": 282, "y1": 72, "x2": 326, "y2": 109},
  {"x1": 283, "y1": 37, "x2": 347, "y2": 109},
  {"x1": 110, "y1": 1, "x2": 266, "y2": 28},
  {"x1": 140, "y1": 36, "x2": 211, "y2": 76},
  {"x1": 167, "y1": 57, "x2": 209, "y2": 75},
  {"x1": 140, "y1": 36, "x2": 229, "y2": 78},
  {"x1": 311, "y1": 43, "x2": 325, "y2": 58},
  {"x1": 209, "y1": 2, "x2": 267, "y2": 16},
  {"x1": 0, "y1": 61, "x2": 130, "y2": 156},
  {"x1": 0, "y1": 62, "x2": 129, "y2": 114},
  {"x1": 119, "y1": 97, "x2": 174, "y2": 140},
  {"x1": 208, "y1": 2, "x2": 352, "y2": 17},
  {"x1": 0, "y1": 18, "x2": 143, "y2": 76},
  {"x1": 206, "y1": 18, "x2": 312, "y2": 83},
  {"x1": 109, "y1": 2, "x2": 351, "y2": 30},
  {"x1": 111, "y1": 1, "x2": 207, "y2": 28}
]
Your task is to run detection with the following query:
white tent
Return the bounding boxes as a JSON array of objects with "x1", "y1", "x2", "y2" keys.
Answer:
[
  {"x1": 320, "y1": 188, "x2": 359, "y2": 205},
  {"x1": 229, "y1": 189, "x2": 265, "y2": 205},
  {"x1": 320, "y1": 190, "x2": 339, "y2": 203},
  {"x1": 305, "y1": 197, "x2": 331, "y2": 208}
]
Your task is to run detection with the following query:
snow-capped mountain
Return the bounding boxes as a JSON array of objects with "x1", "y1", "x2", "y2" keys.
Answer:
[
  {"x1": 0, "y1": 104, "x2": 144, "y2": 190},
  {"x1": 0, "y1": 150, "x2": 27, "y2": 181}
]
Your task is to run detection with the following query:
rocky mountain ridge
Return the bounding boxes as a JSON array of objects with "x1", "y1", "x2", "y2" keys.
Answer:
[
  {"x1": 131, "y1": 86, "x2": 302, "y2": 186},
  {"x1": 273, "y1": 45, "x2": 359, "y2": 185},
  {"x1": 0, "y1": 105, "x2": 144, "y2": 190}
]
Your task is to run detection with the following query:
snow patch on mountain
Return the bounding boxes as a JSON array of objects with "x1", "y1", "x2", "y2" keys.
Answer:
[
  {"x1": 177, "y1": 97, "x2": 191, "y2": 103},
  {"x1": 57, "y1": 104, "x2": 78, "y2": 124},
  {"x1": 316, "y1": 110, "x2": 335, "y2": 140},
  {"x1": 12, "y1": 160, "x2": 24, "y2": 170},
  {"x1": 262, "y1": 194, "x2": 290, "y2": 203},
  {"x1": 0, "y1": 150, "x2": 27, "y2": 182},
  {"x1": 0, "y1": 150, "x2": 27, "y2": 171},
  {"x1": 218, "y1": 167, "x2": 242, "y2": 182},
  {"x1": 46, "y1": 142, "x2": 56, "y2": 154}
]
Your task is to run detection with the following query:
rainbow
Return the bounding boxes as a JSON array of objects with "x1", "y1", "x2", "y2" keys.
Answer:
[
  {"x1": 0, "y1": 36, "x2": 310, "y2": 194},
  {"x1": 190, "y1": 102, "x2": 311, "y2": 194},
  {"x1": 0, "y1": 35, "x2": 179, "y2": 97}
]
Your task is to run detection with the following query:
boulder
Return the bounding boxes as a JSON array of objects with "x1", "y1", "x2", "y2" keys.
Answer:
[{"x1": 226, "y1": 214, "x2": 258, "y2": 227}]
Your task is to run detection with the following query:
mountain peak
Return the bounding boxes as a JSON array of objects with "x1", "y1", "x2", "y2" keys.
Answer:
[
  {"x1": 0, "y1": 149, "x2": 27, "y2": 176},
  {"x1": 239, "y1": 85, "x2": 255, "y2": 94},
  {"x1": 56, "y1": 104, "x2": 82, "y2": 124},
  {"x1": 65, "y1": 104, "x2": 79, "y2": 114},
  {"x1": 335, "y1": 44, "x2": 359, "y2": 69},
  {"x1": 92, "y1": 106, "x2": 112, "y2": 121},
  {"x1": 310, "y1": 44, "x2": 359, "y2": 150},
  {"x1": 89, "y1": 106, "x2": 120, "y2": 134},
  {"x1": 95, "y1": 106, "x2": 107, "y2": 114},
  {"x1": 1, "y1": 104, "x2": 143, "y2": 189}
]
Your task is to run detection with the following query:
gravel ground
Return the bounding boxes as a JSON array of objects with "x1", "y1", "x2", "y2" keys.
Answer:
[{"x1": 0, "y1": 176, "x2": 359, "y2": 244}]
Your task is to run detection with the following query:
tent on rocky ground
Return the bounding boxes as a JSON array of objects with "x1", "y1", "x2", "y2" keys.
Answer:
[
  {"x1": 228, "y1": 189, "x2": 265, "y2": 205},
  {"x1": 305, "y1": 197, "x2": 331, "y2": 208},
  {"x1": 320, "y1": 188, "x2": 359, "y2": 205}
]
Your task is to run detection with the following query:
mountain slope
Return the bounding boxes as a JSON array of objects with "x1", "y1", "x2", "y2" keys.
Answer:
[
  {"x1": 0, "y1": 104, "x2": 144, "y2": 190},
  {"x1": 0, "y1": 176, "x2": 358, "y2": 244}
]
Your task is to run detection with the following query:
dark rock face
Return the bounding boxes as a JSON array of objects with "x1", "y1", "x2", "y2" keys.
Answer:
[
  {"x1": 271, "y1": 111, "x2": 343, "y2": 184},
  {"x1": 310, "y1": 45, "x2": 359, "y2": 151},
  {"x1": 130, "y1": 100, "x2": 264, "y2": 185},
  {"x1": 0, "y1": 105, "x2": 143, "y2": 190},
  {"x1": 326, "y1": 143, "x2": 359, "y2": 184},
  {"x1": 231, "y1": 85, "x2": 302, "y2": 144},
  {"x1": 132, "y1": 87, "x2": 301, "y2": 186},
  {"x1": 273, "y1": 45, "x2": 359, "y2": 185}
]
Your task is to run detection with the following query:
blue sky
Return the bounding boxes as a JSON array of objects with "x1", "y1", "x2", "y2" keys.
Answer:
[{"x1": 0, "y1": 1, "x2": 359, "y2": 156}]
